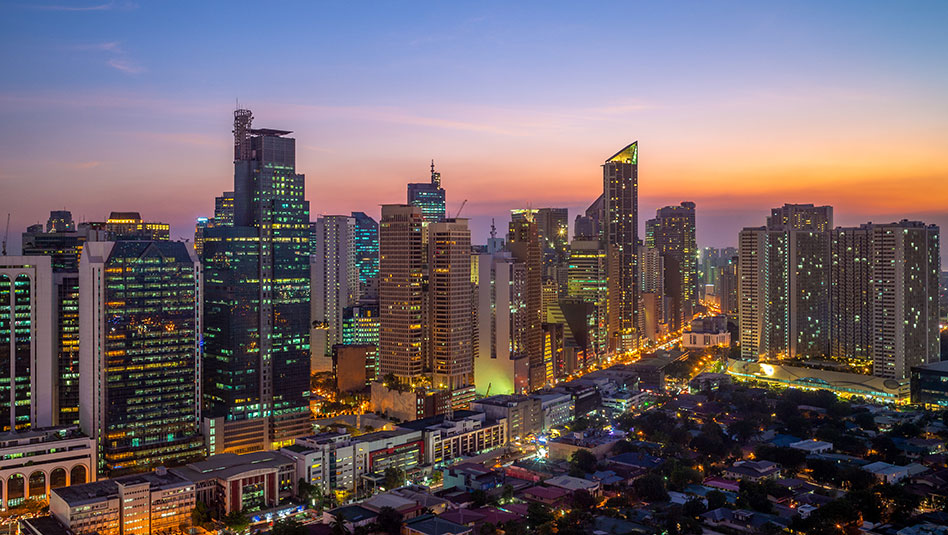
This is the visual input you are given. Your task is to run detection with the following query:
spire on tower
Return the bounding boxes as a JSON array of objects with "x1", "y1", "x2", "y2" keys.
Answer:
[{"x1": 430, "y1": 159, "x2": 441, "y2": 188}]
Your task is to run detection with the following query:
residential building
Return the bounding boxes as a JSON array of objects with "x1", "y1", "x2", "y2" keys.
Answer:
[
  {"x1": 470, "y1": 395, "x2": 542, "y2": 441},
  {"x1": 79, "y1": 241, "x2": 204, "y2": 476},
  {"x1": 399, "y1": 411, "x2": 507, "y2": 468},
  {"x1": 312, "y1": 215, "x2": 357, "y2": 371},
  {"x1": 683, "y1": 315, "x2": 730, "y2": 348},
  {"x1": 647, "y1": 202, "x2": 697, "y2": 331},
  {"x1": 603, "y1": 142, "x2": 640, "y2": 352},
  {"x1": 722, "y1": 460, "x2": 780, "y2": 482},
  {"x1": 507, "y1": 212, "x2": 544, "y2": 391}
]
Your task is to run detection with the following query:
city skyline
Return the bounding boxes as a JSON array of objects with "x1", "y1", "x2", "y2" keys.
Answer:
[{"x1": 2, "y1": 2, "x2": 948, "y2": 261}]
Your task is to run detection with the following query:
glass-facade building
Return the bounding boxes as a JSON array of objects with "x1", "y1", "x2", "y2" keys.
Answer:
[
  {"x1": 79, "y1": 241, "x2": 204, "y2": 476},
  {"x1": 202, "y1": 109, "x2": 312, "y2": 452},
  {"x1": 342, "y1": 301, "x2": 380, "y2": 384},
  {"x1": 407, "y1": 162, "x2": 446, "y2": 224},
  {"x1": 351, "y1": 211, "x2": 379, "y2": 297}
]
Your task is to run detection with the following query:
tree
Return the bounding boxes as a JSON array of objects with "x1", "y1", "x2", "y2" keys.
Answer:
[
  {"x1": 382, "y1": 467, "x2": 404, "y2": 490},
  {"x1": 272, "y1": 517, "x2": 307, "y2": 535},
  {"x1": 478, "y1": 523, "x2": 498, "y2": 535},
  {"x1": 330, "y1": 514, "x2": 350, "y2": 535},
  {"x1": 526, "y1": 502, "x2": 554, "y2": 528},
  {"x1": 706, "y1": 490, "x2": 727, "y2": 510},
  {"x1": 569, "y1": 449, "x2": 598, "y2": 474},
  {"x1": 501, "y1": 484, "x2": 514, "y2": 503},
  {"x1": 223, "y1": 509, "x2": 250, "y2": 533},
  {"x1": 571, "y1": 489, "x2": 597, "y2": 509},
  {"x1": 471, "y1": 489, "x2": 490, "y2": 508},
  {"x1": 374, "y1": 506, "x2": 404, "y2": 535},
  {"x1": 633, "y1": 473, "x2": 668, "y2": 502},
  {"x1": 191, "y1": 501, "x2": 212, "y2": 528},
  {"x1": 683, "y1": 497, "x2": 707, "y2": 517}
]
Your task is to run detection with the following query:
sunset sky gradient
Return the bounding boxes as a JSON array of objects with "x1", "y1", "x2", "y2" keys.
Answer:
[{"x1": 1, "y1": 1, "x2": 947, "y2": 259}]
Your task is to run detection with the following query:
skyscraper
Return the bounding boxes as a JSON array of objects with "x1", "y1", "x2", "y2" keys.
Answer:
[
  {"x1": 830, "y1": 225, "x2": 874, "y2": 371},
  {"x1": 79, "y1": 241, "x2": 204, "y2": 476},
  {"x1": 508, "y1": 213, "x2": 544, "y2": 391},
  {"x1": 474, "y1": 251, "x2": 530, "y2": 396},
  {"x1": 202, "y1": 109, "x2": 312, "y2": 454},
  {"x1": 567, "y1": 238, "x2": 608, "y2": 355},
  {"x1": 603, "y1": 142, "x2": 639, "y2": 352},
  {"x1": 378, "y1": 204, "x2": 426, "y2": 384},
  {"x1": 0, "y1": 256, "x2": 56, "y2": 432},
  {"x1": 352, "y1": 211, "x2": 379, "y2": 299},
  {"x1": 342, "y1": 301, "x2": 380, "y2": 385},
  {"x1": 647, "y1": 202, "x2": 697, "y2": 331},
  {"x1": 870, "y1": 221, "x2": 940, "y2": 380},
  {"x1": 427, "y1": 219, "x2": 474, "y2": 399},
  {"x1": 407, "y1": 161, "x2": 446, "y2": 224},
  {"x1": 739, "y1": 204, "x2": 833, "y2": 361},
  {"x1": 311, "y1": 215, "x2": 357, "y2": 372},
  {"x1": 637, "y1": 244, "x2": 666, "y2": 341},
  {"x1": 194, "y1": 192, "x2": 235, "y2": 257}
]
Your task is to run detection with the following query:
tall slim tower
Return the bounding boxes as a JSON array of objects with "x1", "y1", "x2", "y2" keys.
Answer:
[
  {"x1": 80, "y1": 241, "x2": 204, "y2": 476},
  {"x1": 351, "y1": 211, "x2": 380, "y2": 299},
  {"x1": 648, "y1": 202, "x2": 697, "y2": 331},
  {"x1": 603, "y1": 142, "x2": 639, "y2": 352},
  {"x1": 508, "y1": 213, "x2": 544, "y2": 391},
  {"x1": 378, "y1": 204, "x2": 426, "y2": 384},
  {"x1": 311, "y1": 215, "x2": 357, "y2": 371},
  {"x1": 427, "y1": 219, "x2": 474, "y2": 397},
  {"x1": 0, "y1": 256, "x2": 55, "y2": 432},
  {"x1": 202, "y1": 109, "x2": 312, "y2": 454},
  {"x1": 407, "y1": 161, "x2": 446, "y2": 224}
]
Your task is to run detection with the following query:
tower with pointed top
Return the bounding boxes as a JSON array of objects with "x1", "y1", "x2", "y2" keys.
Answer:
[
  {"x1": 408, "y1": 161, "x2": 446, "y2": 224},
  {"x1": 603, "y1": 142, "x2": 640, "y2": 352}
]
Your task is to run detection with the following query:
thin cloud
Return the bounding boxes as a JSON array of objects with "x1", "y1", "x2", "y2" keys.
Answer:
[
  {"x1": 26, "y1": 1, "x2": 136, "y2": 11},
  {"x1": 71, "y1": 41, "x2": 123, "y2": 52},
  {"x1": 107, "y1": 57, "x2": 144, "y2": 74}
]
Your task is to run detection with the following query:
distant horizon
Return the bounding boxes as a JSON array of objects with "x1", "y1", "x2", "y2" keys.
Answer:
[{"x1": 3, "y1": 2, "x2": 947, "y2": 262}]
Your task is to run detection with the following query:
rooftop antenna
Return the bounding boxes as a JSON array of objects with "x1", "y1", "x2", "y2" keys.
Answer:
[
  {"x1": 490, "y1": 218, "x2": 497, "y2": 240},
  {"x1": 2, "y1": 213, "x2": 10, "y2": 256}
]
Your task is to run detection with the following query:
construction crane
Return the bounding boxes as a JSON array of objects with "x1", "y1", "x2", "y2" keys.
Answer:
[
  {"x1": 455, "y1": 199, "x2": 468, "y2": 218},
  {"x1": 1, "y1": 214, "x2": 9, "y2": 256}
]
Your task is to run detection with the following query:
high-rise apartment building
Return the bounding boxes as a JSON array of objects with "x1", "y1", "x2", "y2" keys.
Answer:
[
  {"x1": 508, "y1": 213, "x2": 544, "y2": 391},
  {"x1": 407, "y1": 161, "x2": 446, "y2": 224},
  {"x1": 311, "y1": 215, "x2": 357, "y2": 371},
  {"x1": 739, "y1": 204, "x2": 833, "y2": 362},
  {"x1": 378, "y1": 204, "x2": 426, "y2": 384},
  {"x1": 647, "y1": 202, "x2": 697, "y2": 331},
  {"x1": 474, "y1": 252, "x2": 530, "y2": 396},
  {"x1": 869, "y1": 221, "x2": 940, "y2": 380},
  {"x1": 79, "y1": 241, "x2": 204, "y2": 476},
  {"x1": 202, "y1": 109, "x2": 312, "y2": 454},
  {"x1": 830, "y1": 225, "x2": 874, "y2": 371},
  {"x1": 342, "y1": 301, "x2": 380, "y2": 384},
  {"x1": 352, "y1": 211, "x2": 379, "y2": 298},
  {"x1": 427, "y1": 219, "x2": 474, "y2": 398},
  {"x1": 0, "y1": 256, "x2": 56, "y2": 432},
  {"x1": 603, "y1": 142, "x2": 639, "y2": 352},
  {"x1": 716, "y1": 256, "x2": 739, "y2": 319},
  {"x1": 638, "y1": 244, "x2": 666, "y2": 341}
]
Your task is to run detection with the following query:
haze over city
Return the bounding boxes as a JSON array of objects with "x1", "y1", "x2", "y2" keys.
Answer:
[{"x1": 2, "y1": 1, "x2": 947, "y2": 259}]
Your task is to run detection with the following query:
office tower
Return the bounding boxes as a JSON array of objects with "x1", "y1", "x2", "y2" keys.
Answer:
[
  {"x1": 202, "y1": 109, "x2": 312, "y2": 454},
  {"x1": 352, "y1": 211, "x2": 379, "y2": 299},
  {"x1": 574, "y1": 194, "x2": 604, "y2": 240},
  {"x1": 830, "y1": 226, "x2": 874, "y2": 370},
  {"x1": 603, "y1": 142, "x2": 639, "y2": 352},
  {"x1": 638, "y1": 245, "x2": 666, "y2": 341},
  {"x1": 427, "y1": 219, "x2": 474, "y2": 399},
  {"x1": 21, "y1": 212, "x2": 106, "y2": 426},
  {"x1": 378, "y1": 204, "x2": 426, "y2": 384},
  {"x1": 194, "y1": 192, "x2": 236, "y2": 257},
  {"x1": 508, "y1": 213, "x2": 544, "y2": 391},
  {"x1": 536, "y1": 208, "x2": 569, "y2": 259},
  {"x1": 311, "y1": 215, "x2": 357, "y2": 371},
  {"x1": 870, "y1": 221, "x2": 940, "y2": 380},
  {"x1": 0, "y1": 256, "x2": 56, "y2": 432},
  {"x1": 407, "y1": 160, "x2": 446, "y2": 224},
  {"x1": 567, "y1": 238, "x2": 609, "y2": 355},
  {"x1": 342, "y1": 301, "x2": 380, "y2": 384},
  {"x1": 475, "y1": 252, "x2": 530, "y2": 396},
  {"x1": 739, "y1": 204, "x2": 833, "y2": 361},
  {"x1": 648, "y1": 202, "x2": 697, "y2": 331},
  {"x1": 103, "y1": 212, "x2": 170, "y2": 241},
  {"x1": 79, "y1": 241, "x2": 204, "y2": 476}
]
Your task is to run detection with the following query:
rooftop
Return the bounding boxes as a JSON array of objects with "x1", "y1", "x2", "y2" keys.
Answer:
[
  {"x1": 405, "y1": 515, "x2": 470, "y2": 535},
  {"x1": 172, "y1": 451, "x2": 292, "y2": 482},
  {"x1": 54, "y1": 469, "x2": 191, "y2": 506}
]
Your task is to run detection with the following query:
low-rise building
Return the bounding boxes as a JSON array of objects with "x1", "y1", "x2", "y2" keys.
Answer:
[
  {"x1": 789, "y1": 439, "x2": 833, "y2": 455},
  {"x1": 398, "y1": 411, "x2": 506, "y2": 468},
  {"x1": 0, "y1": 427, "x2": 95, "y2": 509},
  {"x1": 911, "y1": 360, "x2": 948, "y2": 410},
  {"x1": 682, "y1": 315, "x2": 730, "y2": 348},
  {"x1": 470, "y1": 395, "x2": 541, "y2": 441},
  {"x1": 544, "y1": 474, "x2": 601, "y2": 495},
  {"x1": 170, "y1": 451, "x2": 296, "y2": 515},
  {"x1": 404, "y1": 514, "x2": 472, "y2": 535},
  {"x1": 548, "y1": 431, "x2": 622, "y2": 461},
  {"x1": 722, "y1": 460, "x2": 780, "y2": 482},
  {"x1": 50, "y1": 467, "x2": 194, "y2": 535},
  {"x1": 862, "y1": 461, "x2": 910, "y2": 484},
  {"x1": 530, "y1": 392, "x2": 572, "y2": 431}
]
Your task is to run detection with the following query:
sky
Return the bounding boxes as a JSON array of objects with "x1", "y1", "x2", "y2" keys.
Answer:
[{"x1": 1, "y1": 1, "x2": 947, "y2": 260}]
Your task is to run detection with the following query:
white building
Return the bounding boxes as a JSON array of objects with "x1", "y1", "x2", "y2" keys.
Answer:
[
  {"x1": 312, "y1": 215, "x2": 358, "y2": 372},
  {"x1": 531, "y1": 392, "x2": 573, "y2": 431},
  {"x1": 474, "y1": 252, "x2": 530, "y2": 396}
]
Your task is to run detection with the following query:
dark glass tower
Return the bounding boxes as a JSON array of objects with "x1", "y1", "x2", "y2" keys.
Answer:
[
  {"x1": 407, "y1": 160, "x2": 446, "y2": 224},
  {"x1": 79, "y1": 241, "x2": 204, "y2": 476},
  {"x1": 202, "y1": 109, "x2": 311, "y2": 453},
  {"x1": 351, "y1": 211, "x2": 379, "y2": 298},
  {"x1": 647, "y1": 202, "x2": 697, "y2": 331},
  {"x1": 603, "y1": 142, "x2": 639, "y2": 352}
]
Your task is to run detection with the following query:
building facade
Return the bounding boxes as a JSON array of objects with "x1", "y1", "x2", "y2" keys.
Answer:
[
  {"x1": 603, "y1": 142, "x2": 639, "y2": 352},
  {"x1": 312, "y1": 215, "x2": 357, "y2": 371},
  {"x1": 407, "y1": 161, "x2": 446, "y2": 224}
]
